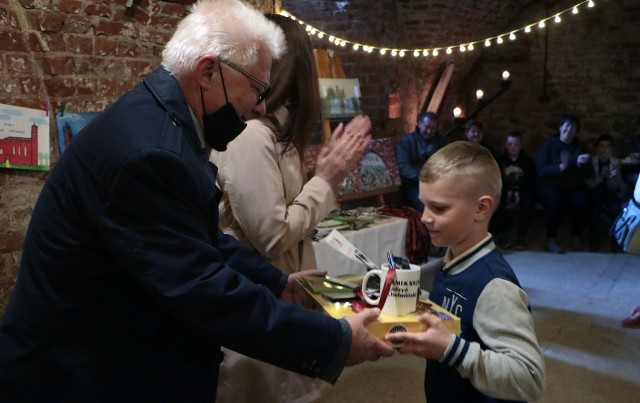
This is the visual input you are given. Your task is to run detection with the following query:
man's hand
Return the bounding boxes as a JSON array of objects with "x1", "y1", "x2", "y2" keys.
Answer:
[
  {"x1": 344, "y1": 308, "x2": 395, "y2": 366},
  {"x1": 384, "y1": 313, "x2": 452, "y2": 359},
  {"x1": 280, "y1": 270, "x2": 327, "y2": 302}
]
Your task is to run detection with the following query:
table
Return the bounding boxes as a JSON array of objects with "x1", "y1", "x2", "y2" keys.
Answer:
[{"x1": 312, "y1": 216, "x2": 408, "y2": 277}]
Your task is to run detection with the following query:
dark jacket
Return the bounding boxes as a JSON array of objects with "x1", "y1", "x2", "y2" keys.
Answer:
[
  {"x1": 496, "y1": 150, "x2": 536, "y2": 195},
  {"x1": 536, "y1": 134, "x2": 591, "y2": 189},
  {"x1": 396, "y1": 129, "x2": 449, "y2": 185},
  {"x1": 0, "y1": 67, "x2": 344, "y2": 401}
]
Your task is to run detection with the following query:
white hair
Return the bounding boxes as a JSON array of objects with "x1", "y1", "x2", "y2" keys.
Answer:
[{"x1": 161, "y1": 0, "x2": 285, "y2": 77}]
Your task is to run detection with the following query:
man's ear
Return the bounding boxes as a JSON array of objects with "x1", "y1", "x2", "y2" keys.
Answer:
[
  {"x1": 475, "y1": 195, "x2": 495, "y2": 220},
  {"x1": 196, "y1": 56, "x2": 218, "y2": 89}
]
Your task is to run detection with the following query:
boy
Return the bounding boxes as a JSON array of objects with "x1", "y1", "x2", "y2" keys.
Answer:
[
  {"x1": 494, "y1": 132, "x2": 537, "y2": 250},
  {"x1": 386, "y1": 141, "x2": 546, "y2": 402}
]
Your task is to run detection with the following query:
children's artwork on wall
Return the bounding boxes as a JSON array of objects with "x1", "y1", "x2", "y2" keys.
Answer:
[
  {"x1": 56, "y1": 112, "x2": 101, "y2": 154},
  {"x1": 304, "y1": 137, "x2": 401, "y2": 201},
  {"x1": 318, "y1": 78, "x2": 363, "y2": 119},
  {"x1": 0, "y1": 103, "x2": 50, "y2": 171}
]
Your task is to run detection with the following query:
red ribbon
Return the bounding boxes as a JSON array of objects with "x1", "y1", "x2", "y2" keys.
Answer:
[
  {"x1": 352, "y1": 267, "x2": 396, "y2": 313},
  {"x1": 377, "y1": 266, "x2": 396, "y2": 311}
]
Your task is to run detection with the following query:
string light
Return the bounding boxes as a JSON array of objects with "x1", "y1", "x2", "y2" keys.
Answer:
[{"x1": 278, "y1": 0, "x2": 596, "y2": 58}]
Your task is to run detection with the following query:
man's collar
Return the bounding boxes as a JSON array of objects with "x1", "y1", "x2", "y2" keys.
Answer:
[{"x1": 188, "y1": 105, "x2": 206, "y2": 150}]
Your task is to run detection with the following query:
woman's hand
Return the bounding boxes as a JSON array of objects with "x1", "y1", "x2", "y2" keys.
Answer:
[{"x1": 314, "y1": 115, "x2": 372, "y2": 189}]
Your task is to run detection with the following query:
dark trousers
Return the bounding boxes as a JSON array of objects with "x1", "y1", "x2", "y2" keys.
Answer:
[
  {"x1": 537, "y1": 183, "x2": 589, "y2": 240},
  {"x1": 491, "y1": 191, "x2": 535, "y2": 238},
  {"x1": 587, "y1": 185, "x2": 624, "y2": 242}
]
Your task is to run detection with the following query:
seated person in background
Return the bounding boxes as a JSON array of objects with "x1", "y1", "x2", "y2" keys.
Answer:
[
  {"x1": 386, "y1": 141, "x2": 545, "y2": 403},
  {"x1": 585, "y1": 134, "x2": 627, "y2": 251},
  {"x1": 536, "y1": 113, "x2": 592, "y2": 253},
  {"x1": 396, "y1": 112, "x2": 448, "y2": 211},
  {"x1": 493, "y1": 132, "x2": 537, "y2": 250},
  {"x1": 210, "y1": 14, "x2": 372, "y2": 403},
  {"x1": 463, "y1": 120, "x2": 498, "y2": 158}
]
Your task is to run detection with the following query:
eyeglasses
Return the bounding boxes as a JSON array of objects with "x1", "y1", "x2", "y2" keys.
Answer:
[{"x1": 219, "y1": 59, "x2": 271, "y2": 105}]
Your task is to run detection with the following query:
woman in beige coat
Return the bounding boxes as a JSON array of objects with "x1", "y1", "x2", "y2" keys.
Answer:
[{"x1": 210, "y1": 14, "x2": 371, "y2": 403}]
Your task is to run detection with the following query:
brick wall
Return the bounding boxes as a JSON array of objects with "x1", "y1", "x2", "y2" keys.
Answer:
[
  {"x1": 0, "y1": 0, "x2": 272, "y2": 314},
  {"x1": 283, "y1": 0, "x2": 640, "y2": 151}
]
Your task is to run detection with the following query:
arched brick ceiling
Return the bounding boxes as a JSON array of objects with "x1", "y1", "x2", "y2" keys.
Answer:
[{"x1": 282, "y1": 0, "x2": 551, "y2": 50}]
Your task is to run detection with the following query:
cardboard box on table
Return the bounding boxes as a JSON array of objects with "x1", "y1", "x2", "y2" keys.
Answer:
[{"x1": 298, "y1": 277, "x2": 460, "y2": 340}]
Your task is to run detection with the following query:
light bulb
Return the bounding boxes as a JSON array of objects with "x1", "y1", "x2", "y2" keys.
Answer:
[
  {"x1": 433, "y1": 49, "x2": 439, "y2": 56},
  {"x1": 588, "y1": 0, "x2": 594, "y2": 7},
  {"x1": 572, "y1": 6, "x2": 579, "y2": 14},
  {"x1": 476, "y1": 89, "x2": 484, "y2": 100},
  {"x1": 555, "y1": 15, "x2": 561, "y2": 23},
  {"x1": 509, "y1": 32, "x2": 516, "y2": 40},
  {"x1": 468, "y1": 43, "x2": 474, "y2": 51},
  {"x1": 446, "y1": 47, "x2": 452, "y2": 54},
  {"x1": 485, "y1": 39, "x2": 491, "y2": 47},
  {"x1": 525, "y1": 25, "x2": 532, "y2": 33},
  {"x1": 497, "y1": 36, "x2": 504, "y2": 44},
  {"x1": 539, "y1": 21, "x2": 546, "y2": 28},
  {"x1": 423, "y1": 50, "x2": 429, "y2": 57},
  {"x1": 502, "y1": 70, "x2": 510, "y2": 81}
]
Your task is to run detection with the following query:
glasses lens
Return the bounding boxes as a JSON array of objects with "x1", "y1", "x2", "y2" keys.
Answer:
[
  {"x1": 257, "y1": 86, "x2": 271, "y2": 105},
  {"x1": 221, "y1": 60, "x2": 270, "y2": 106}
]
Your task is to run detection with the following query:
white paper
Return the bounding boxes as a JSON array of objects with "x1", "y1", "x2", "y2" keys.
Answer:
[{"x1": 321, "y1": 229, "x2": 377, "y2": 270}]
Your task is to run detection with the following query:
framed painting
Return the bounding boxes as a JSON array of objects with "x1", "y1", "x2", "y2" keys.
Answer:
[
  {"x1": 56, "y1": 111, "x2": 101, "y2": 154},
  {"x1": 0, "y1": 103, "x2": 50, "y2": 171},
  {"x1": 318, "y1": 78, "x2": 363, "y2": 119}
]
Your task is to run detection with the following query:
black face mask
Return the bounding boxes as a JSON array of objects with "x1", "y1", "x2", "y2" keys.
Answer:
[{"x1": 201, "y1": 64, "x2": 247, "y2": 152}]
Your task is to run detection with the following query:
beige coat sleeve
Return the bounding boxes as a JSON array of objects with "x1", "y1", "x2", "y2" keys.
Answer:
[{"x1": 214, "y1": 120, "x2": 337, "y2": 263}]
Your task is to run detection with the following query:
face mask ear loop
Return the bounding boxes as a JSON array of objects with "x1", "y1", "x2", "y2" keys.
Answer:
[
  {"x1": 200, "y1": 85, "x2": 206, "y2": 116},
  {"x1": 218, "y1": 61, "x2": 229, "y2": 103}
]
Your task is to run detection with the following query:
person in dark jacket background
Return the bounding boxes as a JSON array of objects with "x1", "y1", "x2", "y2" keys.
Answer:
[
  {"x1": 536, "y1": 113, "x2": 592, "y2": 254},
  {"x1": 493, "y1": 132, "x2": 537, "y2": 250},
  {"x1": 0, "y1": 1, "x2": 393, "y2": 400},
  {"x1": 396, "y1": 112, "x2": 449, "y2": 211}
]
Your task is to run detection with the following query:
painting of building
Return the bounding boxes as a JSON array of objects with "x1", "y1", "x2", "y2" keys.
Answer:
[{"x1": 0, "y1": 103, "x2": 50, "y2": 171}]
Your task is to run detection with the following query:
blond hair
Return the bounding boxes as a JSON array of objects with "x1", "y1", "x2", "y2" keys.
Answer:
[{"x1": 419, "y1": 141, "x2": 502, "y2": 203}]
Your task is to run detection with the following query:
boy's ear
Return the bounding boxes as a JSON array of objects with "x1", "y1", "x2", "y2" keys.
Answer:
[{"x1": 475, "y1": 195, "x2": 495, "y2": 220}]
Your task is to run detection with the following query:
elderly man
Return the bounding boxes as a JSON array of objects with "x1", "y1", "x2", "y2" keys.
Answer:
[{"x1": 0, "y1": 0, "x2": 393, "y2": 400}]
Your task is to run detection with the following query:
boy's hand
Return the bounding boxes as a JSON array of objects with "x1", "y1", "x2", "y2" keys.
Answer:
[{"x1": 384, "y1": 313, "x2": 452, "y2": 359}]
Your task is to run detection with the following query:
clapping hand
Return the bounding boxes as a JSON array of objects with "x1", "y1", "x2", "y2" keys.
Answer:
[{"x1": 315, "y1": 115, "x2": 372, "y2": 189}]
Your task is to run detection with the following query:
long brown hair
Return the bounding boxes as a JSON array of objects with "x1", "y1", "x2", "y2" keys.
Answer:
[{"x1": 264, "y1": 14, "x2": 320, "y2": 155}]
